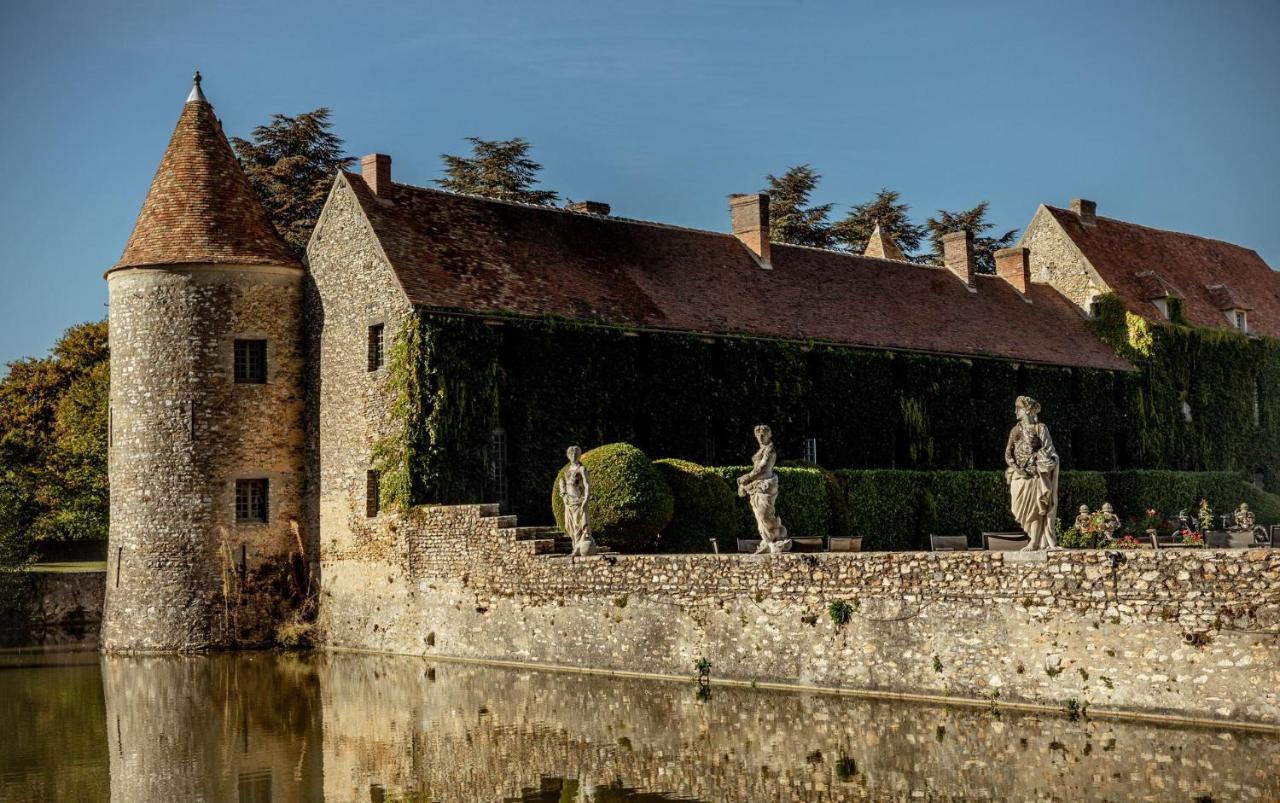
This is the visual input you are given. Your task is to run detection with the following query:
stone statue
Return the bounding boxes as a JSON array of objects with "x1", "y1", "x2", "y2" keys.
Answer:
[
  {"x1": 737, "y1": 425, "x2": 792, "y2": 554},
  {"x1": 1004, "y1": 396, "x2": 1060, "y2": 550},
  {"x1": 1231, "y1": 502, "x2": 1256, "y2": 532},
  {"x1": 1099, "y1": 502, "x2": 1121, "y2": 540},
  {"x1": 1074, "y1": 504, "x2": 1092, "y2": 533},
  {"x1": 557, "y1": 446, "x2": 597, "y2": 557}
]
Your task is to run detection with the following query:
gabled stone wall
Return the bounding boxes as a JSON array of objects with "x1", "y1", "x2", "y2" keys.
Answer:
[{"x1": 320, "y1": 503, "x2": 1280, "y2": 726}]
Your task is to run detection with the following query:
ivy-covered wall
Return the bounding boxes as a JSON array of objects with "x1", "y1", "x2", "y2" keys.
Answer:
[
  {"x1": 381, "y1": 310, "x2": 1144, "y2": 520},
  {"x1": 1088, "y1": 294, "x2": 1280, "y2": 490}
]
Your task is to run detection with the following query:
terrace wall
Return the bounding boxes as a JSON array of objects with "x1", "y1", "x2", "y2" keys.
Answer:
[{"x1": 319, "y1": 504, "x2": 1280, "y2": 727}]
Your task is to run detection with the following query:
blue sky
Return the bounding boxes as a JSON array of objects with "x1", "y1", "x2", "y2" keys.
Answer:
[{"x1": 1, "y1": 0, "x2": 1278, "y2": 367}]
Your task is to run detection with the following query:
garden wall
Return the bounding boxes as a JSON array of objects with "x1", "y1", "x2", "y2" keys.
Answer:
[{"x1": 319, "y1": 504, "x2": 1280, "y2": 727}]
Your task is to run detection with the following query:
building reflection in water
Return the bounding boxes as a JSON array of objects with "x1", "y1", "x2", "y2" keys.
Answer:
[{"x1": 4, "y1": 651, "x2": 1278, "y2": 801}]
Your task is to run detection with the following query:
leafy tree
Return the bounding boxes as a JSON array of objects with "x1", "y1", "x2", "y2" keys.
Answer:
[
  {"x1": 832, "y1": 188, "x2": 927, "y2": 257},
  {"x1": 231, "y1": 108, "x2": 354, "y2": 254},
  {"x1": 761, "y1": 165, "x2": 834, "y2": 248},
  {"x1": 0, "y1": 321, "x2": 109, "y2": 548},
  {"x1": 437, "y1": 137, "x2": 559, "y2": 205},
  {"x1": 922, "y1": 202, "x2": 1018, "y2": 274}
]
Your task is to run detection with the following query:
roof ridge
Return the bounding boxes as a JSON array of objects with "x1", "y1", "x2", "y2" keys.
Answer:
[{"x1": 1046, "y1": 205, "x2": 1261, "y2": 255}]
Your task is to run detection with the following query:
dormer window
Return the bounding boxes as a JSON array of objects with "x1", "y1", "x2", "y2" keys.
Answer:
[
  {"x1": 1232, "y1": 309, "x2": 1248, "y2": 333},
  {"x1": 1206, "y1": 283, "x2": 1251, "y2": 334}
]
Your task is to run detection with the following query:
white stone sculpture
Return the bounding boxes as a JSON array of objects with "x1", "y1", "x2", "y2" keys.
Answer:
[
  {"x1": 737, "y1": 424, "x2": 793, "y2": 554},
  {"x1": 558, "y1": 446, "x2": 598, "y2": 557},
  {"x1": 1099, "y1": 502, "x2": 1122, "y2": 540},
  {"x1": 1004, "y1": 396, "x2": 1060, "y2": 551}
]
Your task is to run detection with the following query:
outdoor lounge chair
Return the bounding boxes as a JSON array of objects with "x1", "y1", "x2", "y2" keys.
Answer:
[
  {"x1": 982, "y1": 532, "x2": 1029, "y2": 551},
  {"x1": 929, "y1": 534, "x2": 975, "y2": 552},
  {"x1": 1206, "y1": 530, "x2": 1267, "y2": 548}
]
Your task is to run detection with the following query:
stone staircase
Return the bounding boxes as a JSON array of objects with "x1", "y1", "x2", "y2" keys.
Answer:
[{"x1": 478, "y1": 504, "x2": 615, "y2": 557}]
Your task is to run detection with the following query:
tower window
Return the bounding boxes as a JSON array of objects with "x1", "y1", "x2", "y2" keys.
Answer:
[
  {"x1": 235, "y1": 479, "x2": 269, "y2": 523},
  {"x1": 368, "y1": 324, "x2": 385, "y2": 372},
  {"x1": 234, "y1": 340, "x2": 267, "y2": 384},
  {"x1": 366, "y1": 470, "x2": 381, "y2": 518}
]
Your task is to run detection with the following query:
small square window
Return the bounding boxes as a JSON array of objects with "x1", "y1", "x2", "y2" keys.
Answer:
[
  {"x1": 235, "y1": 479, "x2": 269, "y2": 523},
  {"x1": 234, "y1": 340, "x2": 267, "y2": 384},
  {"x1": 368, "y1": 324, "x2": 385, "y2": 372},
  {"x1": 366, "y1": 470, "x2": 380, "y2": 518}
]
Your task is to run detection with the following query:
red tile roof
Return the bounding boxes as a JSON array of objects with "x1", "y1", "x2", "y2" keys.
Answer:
[
  {"x1": 341, "y1": 174, "x2": 1131, "y2": 371},
  {"x1": 110, "y1": 97, "x2": 298, "y2": 272},
  {"x1": 1044, "y1": 206, "x2": 1280, "y2": 336}
]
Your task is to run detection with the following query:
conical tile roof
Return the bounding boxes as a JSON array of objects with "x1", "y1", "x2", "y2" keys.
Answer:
[{"x1": 111, "y1": 77, "x2": 298, "y2": 271}]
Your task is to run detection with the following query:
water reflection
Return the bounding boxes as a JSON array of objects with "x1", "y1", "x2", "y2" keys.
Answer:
[{"x1": 2, "y1": 650, "x2": 1277, "y2": 801}]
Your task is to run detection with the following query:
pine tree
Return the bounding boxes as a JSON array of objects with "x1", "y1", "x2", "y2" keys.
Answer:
[
  {"x1": 922, "y1": 202, "x2": 1018, "y2": 273},
  {"x1": 437, "y1": 137, "x2": 559, "y2": 205},
  {"x1": 231, "y1": 108, "x2": 354, "y2": 254},
  {"x1": 832, "y1": 188, "x2": 927, "y2": 256},
  {"x1": 762, "y1": 165, "x2": 834, "y2": 248}
]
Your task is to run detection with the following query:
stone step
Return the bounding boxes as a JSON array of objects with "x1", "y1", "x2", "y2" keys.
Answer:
[
  {"x1": 477, "y1": 503, "x2": 502, "y2": 517},
  {"x1": 487, "y1": 514, "x2": 519, "y2": 529},
  {"x1": 509, "y1": 526, "x2": 559, "y2": 540}
]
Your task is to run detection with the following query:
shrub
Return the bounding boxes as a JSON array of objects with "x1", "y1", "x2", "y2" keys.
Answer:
[
  {"x1": 710, "y1": 465, "x2": 830, "y2": 540},
  {"x1": 551, "y1": 443, "x2": 673, "y2": 552},
  {"x1": 652, "y1": 459, "x2": 736, "y2": 553}
]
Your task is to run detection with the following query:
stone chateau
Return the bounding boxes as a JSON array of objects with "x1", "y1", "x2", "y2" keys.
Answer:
[{"x1": 101, "y1": 77, "x2": 1280, "y2": 658}]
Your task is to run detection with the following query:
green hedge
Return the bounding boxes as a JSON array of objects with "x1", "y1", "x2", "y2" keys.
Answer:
[
  {"x1": 653, "y1": 459, "x2": 736, "y2": 553},
  {"x1": 834, "y1": 469, "x2": 1276, "y2": 551}
]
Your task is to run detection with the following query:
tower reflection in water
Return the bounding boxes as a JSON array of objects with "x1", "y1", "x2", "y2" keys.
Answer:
[{"x1": 3, "y1": 651, "x2": 1276, "y2": 802}]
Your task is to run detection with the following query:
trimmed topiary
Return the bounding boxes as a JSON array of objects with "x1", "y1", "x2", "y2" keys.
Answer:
[
  {"x1": 652, "y1": 459, "x2": 736, "y2": 553},
  {"x1": 551, "y1": 443, "x2": 673, "y2": 552}
]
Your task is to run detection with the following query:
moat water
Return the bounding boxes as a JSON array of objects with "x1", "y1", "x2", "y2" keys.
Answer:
[{"x1": 1, "y1": 649, "x2": 1277, "y2": 802}]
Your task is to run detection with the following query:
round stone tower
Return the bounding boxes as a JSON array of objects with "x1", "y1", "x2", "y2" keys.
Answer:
[{"x1": 102, "y1": 74, "x2": 306, "y2": 650}]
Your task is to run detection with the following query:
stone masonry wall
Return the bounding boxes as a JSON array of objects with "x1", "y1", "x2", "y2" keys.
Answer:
[
  {"x1": 1020, "y1": 204, "x2": 1108, "y2": 311},
  {"x1": 320, "y1": 504, "x2": 1280, "y2": 726},
  {"x1": 306, "y1": 175, "x2": 413, "y2": 589},
  {"x1": 104, "y1": 264, "x2": 306, "y2": 651}
]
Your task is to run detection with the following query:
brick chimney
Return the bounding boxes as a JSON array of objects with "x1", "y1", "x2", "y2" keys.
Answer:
[
  {"x1": 942, "y1": 230, "x2": 975, "y2": 290},
  {"x1": 361, "y1": 153, "x2": 392, "y2": 197},
  {"x1": 1070, "y1": 198, "x2": 1097, "y2": 227},
  {"x1": 566, "y1": 200, "x2": 611, "y2": 216},
  {"x1": 994, "y1": 247, "x2": 1032, "y2": 297},
  {"x1": 730, "y1": 193, "x2": 771, "y2": 268}
]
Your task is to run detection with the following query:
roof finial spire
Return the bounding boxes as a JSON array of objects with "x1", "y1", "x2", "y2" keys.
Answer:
[{"x1": 186, "y1": 70, "x2": 207, "y2": 104}]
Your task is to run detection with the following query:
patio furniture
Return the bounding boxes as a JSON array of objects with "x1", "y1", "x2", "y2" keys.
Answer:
[
  {"x1": 1205, "y1": 530, "x2": 1258, "y2": 549},
  {"x1": 929, "y1": 534, "x2": 975, "y2": 552},
  {"x1": 735, "y1": 536, "x2": 825, "y2": 553},
  {"x1": 1149, "y1": 531, "x2": 1206, "y2": 549},
  {"x1": 827, "y1": 536, "x2": 863, "y2": 553},
  {"x1": 982, "y1": 532, "x2": 1029, "y2": 551}
]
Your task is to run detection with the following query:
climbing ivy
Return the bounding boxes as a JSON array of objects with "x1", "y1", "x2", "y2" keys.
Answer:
[
  {"x1": 379, "y1": 305, "x2": 1280, "y2": 522},
  {"x1": 373, "y1": 312, "x2": 499, "y2": 510}
]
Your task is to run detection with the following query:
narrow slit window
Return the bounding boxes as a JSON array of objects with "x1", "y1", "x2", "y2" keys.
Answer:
[
  {"x1": 366, "y1": 470, "x2": 381, "y2": 518},
  {"x1": 234, "y1": 340, "x2": 267, "y2": 384},
  {"x1": 368, "y1": 324, "x2": 385, "y2": 372},
  {"x1": 235, "y1": 479, "x2": 269, "y2": 523}
]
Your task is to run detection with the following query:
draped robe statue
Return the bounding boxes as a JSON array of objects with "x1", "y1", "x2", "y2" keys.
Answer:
[
  {"x1": 737, "y1": 425, "x2": 792, "y2": 554},
  {"x1": 1004, "y1": 396, "x2": 1060, "y2": 550},
  {"x1": 558, "y1": 446, "x2": 598, "y2": 557}
]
